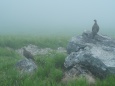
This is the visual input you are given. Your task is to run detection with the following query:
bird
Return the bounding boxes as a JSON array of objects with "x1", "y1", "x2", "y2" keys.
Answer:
[
  {"x1": 92, "y1": 19, "x2": 99, "y2": 39},
  {"x1": 23, "y1": 48, "x2": 35, "y2": 61}
]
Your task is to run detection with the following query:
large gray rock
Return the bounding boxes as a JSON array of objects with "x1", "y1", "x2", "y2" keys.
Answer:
[
  {"x1": 16, "y1": 58, "x2": 37, "y2": 74},
  {"x1": 65, "y1": 31, "x2": 115, "y2": 79}
]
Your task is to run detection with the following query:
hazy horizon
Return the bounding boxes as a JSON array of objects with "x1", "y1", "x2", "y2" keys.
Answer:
[{"x1": 0, "y1": 0, "x2": 115, "y2": 36}]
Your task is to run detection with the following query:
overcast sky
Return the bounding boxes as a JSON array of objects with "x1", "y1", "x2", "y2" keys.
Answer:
[{"x1": 0, "y1": 0, "x2": 115, "y2": 35}]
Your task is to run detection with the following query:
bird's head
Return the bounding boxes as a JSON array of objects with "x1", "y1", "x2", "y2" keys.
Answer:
[
  {"x1": 23, "y1": 47, "x2": 26, "y2": 51},
  {"x1": 94, "y1": 19, "x2": 97, "y2": 23}
]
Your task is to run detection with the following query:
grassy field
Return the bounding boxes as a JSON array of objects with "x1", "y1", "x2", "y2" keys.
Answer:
[{"x1": 0, "y1": 35, "x2": 115, "y2": 86}]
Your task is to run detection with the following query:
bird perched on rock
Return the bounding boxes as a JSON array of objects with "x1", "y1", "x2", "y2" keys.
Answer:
[
  {"x1": 92, "y1": 19, "x2": 99, "y2": 38},
  {"x1": 23, "y1": 48, "x2": 35, "y2": 61}
]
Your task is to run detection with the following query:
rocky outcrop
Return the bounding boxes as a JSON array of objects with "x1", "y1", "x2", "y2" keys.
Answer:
[
  {"x1": 64, "y1": 31, "x2": 115, "y2": 79},
  {"x1": 15, "y1": 44, "x2": 66, "y2": 74},
  {"x1": 16, "y1": 44, "x2": 66, "y2": 56}
]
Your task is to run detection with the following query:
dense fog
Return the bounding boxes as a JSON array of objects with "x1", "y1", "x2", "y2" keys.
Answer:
[{"x1": 0, "y1": 0, "x2": 115, "y2": 36}]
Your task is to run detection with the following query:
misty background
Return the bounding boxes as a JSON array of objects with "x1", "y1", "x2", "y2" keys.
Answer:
[{"x1": 0, "y1": 0, "x2": 115, "y2": 36}]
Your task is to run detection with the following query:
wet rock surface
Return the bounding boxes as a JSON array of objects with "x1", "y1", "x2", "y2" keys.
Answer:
[{"x1": 65, "y1": 31, "x2": 115, "y2": 79}]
